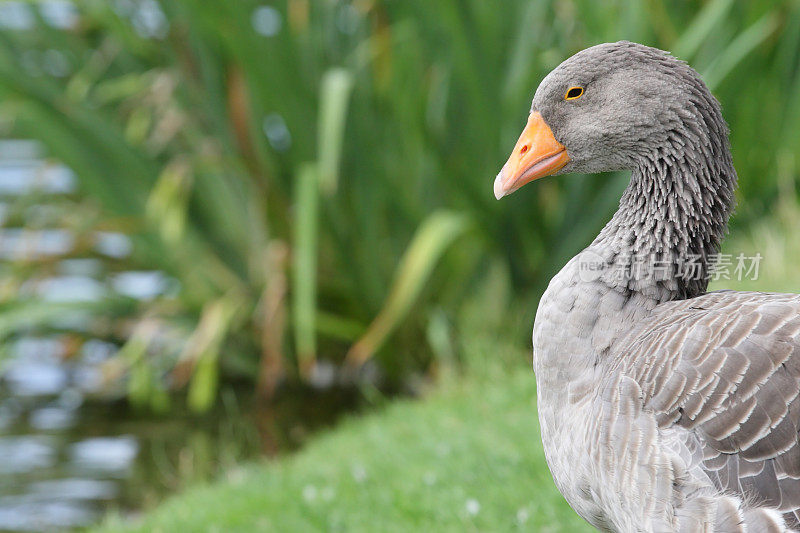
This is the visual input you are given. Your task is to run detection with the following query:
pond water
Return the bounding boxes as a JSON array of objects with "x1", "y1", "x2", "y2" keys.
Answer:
[
  {"x1": 0, "y1": 339, "x2": 362, "y2": 532},
  {"x1": 0, "y1": 141, "x2": 364, "y2": 531},
  {"x1": 0, "y1": 343, "x2": 362, "y2": 532}
]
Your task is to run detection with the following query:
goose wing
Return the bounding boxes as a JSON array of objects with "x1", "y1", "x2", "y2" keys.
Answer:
[{"x1": 621, "y1": 291, "x2": 800, "y2": 526}]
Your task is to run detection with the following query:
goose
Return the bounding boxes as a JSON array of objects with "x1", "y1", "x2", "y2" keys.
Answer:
[{"x1": 494, "y1": 41, "x2": 800, "y2": 532}]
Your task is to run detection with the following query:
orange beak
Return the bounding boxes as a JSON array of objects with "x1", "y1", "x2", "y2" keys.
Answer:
[{"x1": 494, "y1": 112, "x2": 570, "y2": 199}]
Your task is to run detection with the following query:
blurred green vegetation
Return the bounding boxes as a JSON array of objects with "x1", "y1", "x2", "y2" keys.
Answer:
[
  {"x1": 715, "y1": 191, "x2": 800, "y2": 293},
  {"x1": 1, "y1": 0, "x2": 799, "y2": 410}
]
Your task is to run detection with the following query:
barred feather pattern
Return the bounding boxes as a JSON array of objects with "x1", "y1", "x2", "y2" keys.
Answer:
[
  {"x1": 617, "y1": 291, "x2": 800, "y2": 529},
  {"x1": 534, "y1": 269, "x2": 800, "y2": 532}
]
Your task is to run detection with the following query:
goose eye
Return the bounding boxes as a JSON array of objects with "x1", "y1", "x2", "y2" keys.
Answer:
[{"x1": 565, "y1": 86, "x2": 584, "y2": 100}]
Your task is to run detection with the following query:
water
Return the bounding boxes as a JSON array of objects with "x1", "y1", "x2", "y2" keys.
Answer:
[
  {"x1": 0, "y1": 141, "x2": 364, "y2": 531},
  {"x1": 0, "y1": 142, "x2": 170, "y2": 530},
  {"x1": 0, "y1": 343, "x2": 361, "y2": 531},
  {"x1": 0, "y1": 332, "x2": 141, "y2": 530}
]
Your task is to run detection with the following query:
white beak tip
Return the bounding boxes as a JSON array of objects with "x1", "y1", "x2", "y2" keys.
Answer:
[{"x1": 493, "y1": 171, "x2": 506, "y2": 200}]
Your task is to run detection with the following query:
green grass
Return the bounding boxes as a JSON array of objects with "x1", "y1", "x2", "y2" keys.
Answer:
[{"x1": 95, "y1": 358, "x2": 590, "y2": 532}]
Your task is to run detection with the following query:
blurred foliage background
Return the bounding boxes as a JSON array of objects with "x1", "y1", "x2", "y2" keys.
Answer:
[
  {"x1": 1, "y1": 0, "x2": 800, "y2": 529},
  {"x1": 0, "y1": 0, "x2": 799, "y2": 410}
]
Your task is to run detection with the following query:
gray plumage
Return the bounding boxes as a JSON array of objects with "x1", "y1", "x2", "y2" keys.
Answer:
[{"x1": 520, "y1": 42, "x2": 800, "y2": 531}]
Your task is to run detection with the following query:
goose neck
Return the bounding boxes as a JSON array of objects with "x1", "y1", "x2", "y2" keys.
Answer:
[{"x1": 588, "y1": 146, "x2": 737, "y2": 301}]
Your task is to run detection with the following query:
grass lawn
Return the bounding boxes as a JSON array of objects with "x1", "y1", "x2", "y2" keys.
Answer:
[{"x1": 95, "y1": 354, "x2": 590, "y2": 532}]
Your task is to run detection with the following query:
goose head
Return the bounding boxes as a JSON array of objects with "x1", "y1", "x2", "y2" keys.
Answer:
[{"x1": 494, "y1": 41, "x2": 729, "y2": 200}]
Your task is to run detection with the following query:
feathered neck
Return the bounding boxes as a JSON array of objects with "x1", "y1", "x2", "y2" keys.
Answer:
[{"x1": 589, "y1": 119, "x2": 737, "y2": 302}]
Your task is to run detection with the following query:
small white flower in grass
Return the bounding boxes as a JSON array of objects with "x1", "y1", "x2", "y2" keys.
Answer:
[
  {"x1": 302, "y1": 484, "x2": 317, "y2": 502},
  {"x1": 422, "y1": 471, "x2": 437, "y2": 486},
  {"x1": 465, "y1": 498, "x2": 480, "y2": 516},
  {"x1": 351, "y1": 464, "x2": 367, "y2": 483},
  {"x1": 516, "y1": 508, "x2": 530, "y2": 525}
]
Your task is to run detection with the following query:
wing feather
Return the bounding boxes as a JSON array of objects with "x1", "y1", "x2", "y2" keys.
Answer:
[{"x1": 618, "y1": 291, "x2": 800, "y2": 526}]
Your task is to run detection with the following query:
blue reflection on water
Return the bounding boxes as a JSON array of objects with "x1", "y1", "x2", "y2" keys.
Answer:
[
  {"x1": 0, "y1": 437, "x2": 56, "y2": 474},
  {"x1": 0, "y1": 163, "x2": 74, "y2": 194},
  {"x1": 70, "y1": 437, "x2": 139, "y2": 475},
  {"x1": 0, "y1": 1, "x2": 82, "y2": 31},
  {"x1": 111, "y1": 270, "x2": 168, "y2": 300},
  {"x1": 0, "y1": 139, "x2": 148, "y2": 531}
]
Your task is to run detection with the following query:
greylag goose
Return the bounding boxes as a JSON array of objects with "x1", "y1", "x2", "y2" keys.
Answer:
[{"x1": 495, "y1": 41, "x2": 800, "y2": 532}]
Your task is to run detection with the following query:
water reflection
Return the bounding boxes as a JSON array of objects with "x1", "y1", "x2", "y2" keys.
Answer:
[
  {"x1": 0, "y1": 437, "x2": 55, "y2": 474},
  {"x1": 0, "y1": 499, "x2": 95, "y2": 532},
  {"x1": 111, "y1": 271, "x2": 168, "y2": 300},
  {"x1": 0, "y1": 229, "x2": 74, "y2": 260},
  {"x1": 29, "y1": 406, "x2": 75, "y2": 431},
  {"x1": 0, "y1": 139, "x2": 145, "y2": 532},
  {"x1": 4, "y1": 339, "x2": 68, "y2": 397},
  {"x1": 3, "y1": 361, "x2": 68, "y2": 397},
  {"x1": 1, "y1": 332, "x2": 154, "y2": 531},
  {"x1": 0, "y1": 163, "x2": 74, "y2": 195},
  {"x1": 93, "y1": 232, "x2": 132, "y2": 259},
  {"x1": 0, "y1": 138, "x2": 368, "y2": 532},
  {"x1": 29, "y1": 276, "x2": 105, "y2": 302},
  {"x1": 70, "y1": 437, "x2": 139, "y2": 475},
  {"x1": 0, "y1": 1, "x2": 77, "y2": 31}
]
